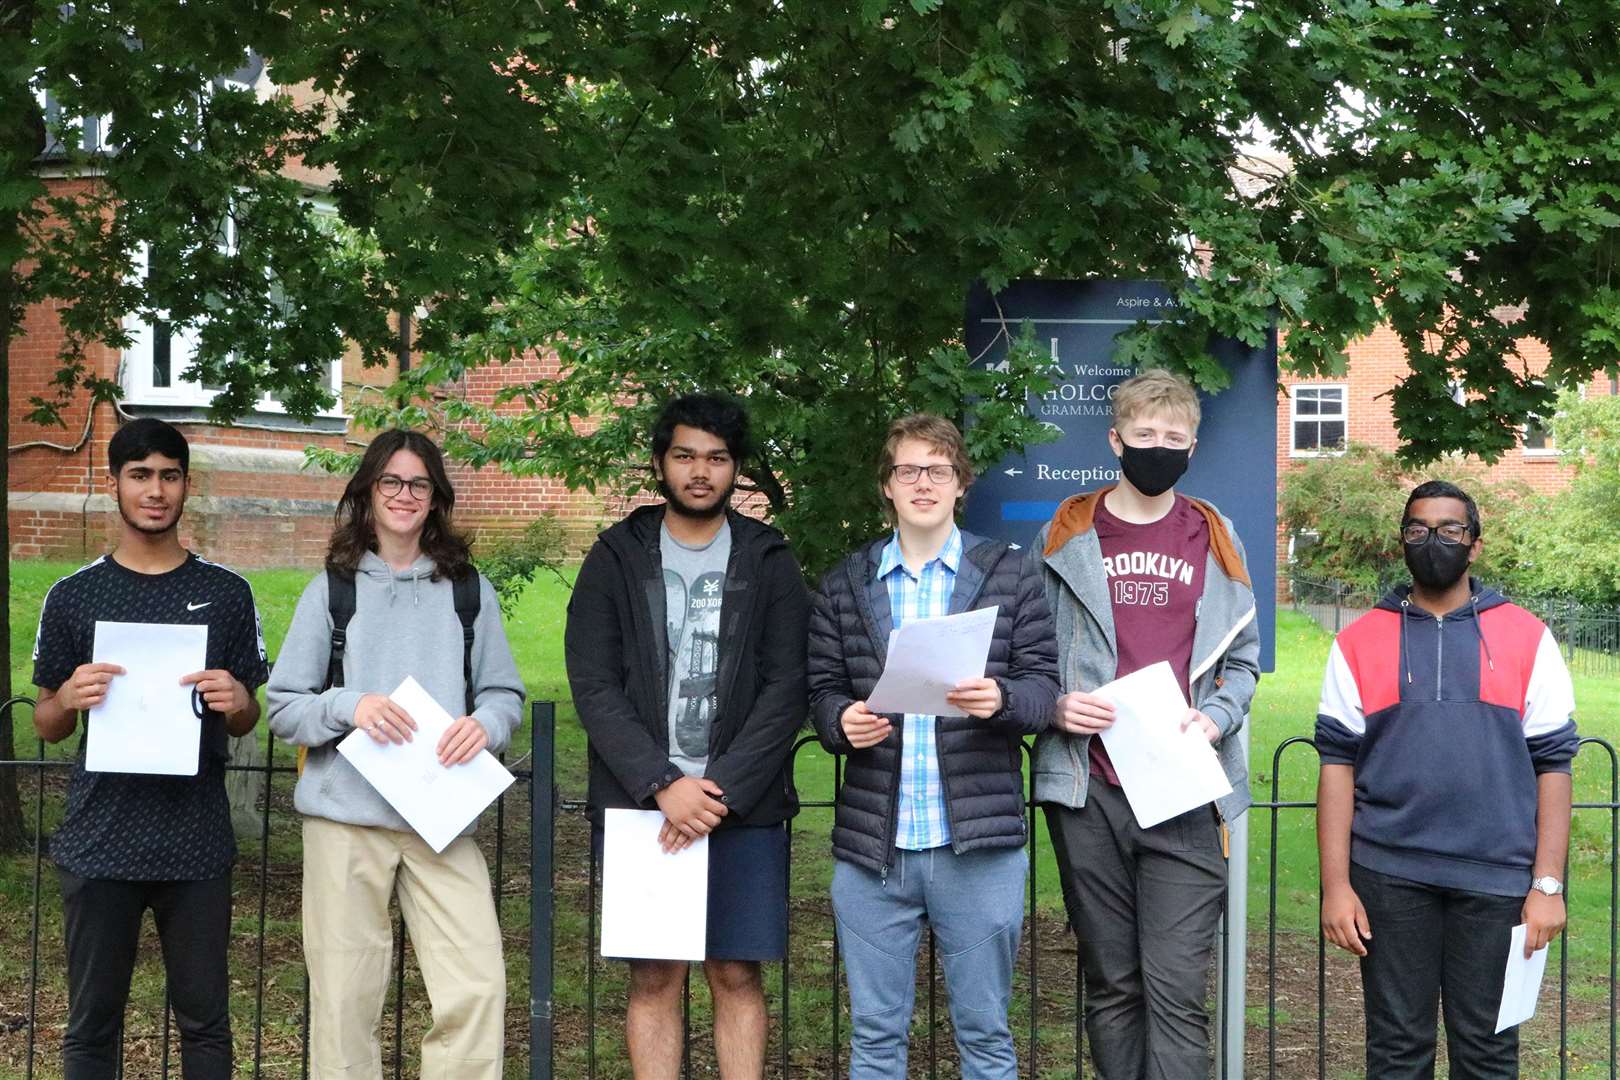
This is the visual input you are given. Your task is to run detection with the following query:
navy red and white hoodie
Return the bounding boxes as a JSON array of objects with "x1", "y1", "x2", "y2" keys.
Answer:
[{"x1": 1315, "y1": 580, "x2": 1578, "y2": 897}]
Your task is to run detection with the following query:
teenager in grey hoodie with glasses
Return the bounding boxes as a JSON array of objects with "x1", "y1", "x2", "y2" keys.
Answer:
[{"x1": 267, "y1": 431, "x2": 524, "y2": 1080}]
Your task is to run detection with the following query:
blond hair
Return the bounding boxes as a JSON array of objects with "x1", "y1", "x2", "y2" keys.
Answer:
[
  {"x1": 1112, "y1": 369, "x2": 1201, "y2": 435},
  {"x1": 877, "y1": 414, "x2": 975, "y2": 524}
]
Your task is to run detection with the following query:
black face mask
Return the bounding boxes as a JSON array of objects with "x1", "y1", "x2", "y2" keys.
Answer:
[
  {"x1": 1118, "y1": 444, "x2": 1190, "y2": 498},
  {"x1": 1404, "y1": 534, "x2": 1473, "y2": 591}
]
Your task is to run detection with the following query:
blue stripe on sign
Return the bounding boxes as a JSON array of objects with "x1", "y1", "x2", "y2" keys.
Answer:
[{"x1": 1000, "y1": 501, "x2": 1063, "y2": 521}]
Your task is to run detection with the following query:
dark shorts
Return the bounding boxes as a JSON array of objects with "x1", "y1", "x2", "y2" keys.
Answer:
[{"x1": 595, "y1": 821, "x2": 789, "y2": 962}]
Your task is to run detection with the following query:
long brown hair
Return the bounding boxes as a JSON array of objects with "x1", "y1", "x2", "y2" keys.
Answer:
[{"x1": 326, "y1": 430, "x2": 472, "y2": 580}]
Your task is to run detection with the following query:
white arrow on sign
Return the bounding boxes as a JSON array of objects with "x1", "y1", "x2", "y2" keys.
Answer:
[
  {"x1": 1004, "y1": 467, "x2": 1023, "y2": 477},
  {"x1": 1009, "y1": 543, "x2": 1022, "y2": 551}
]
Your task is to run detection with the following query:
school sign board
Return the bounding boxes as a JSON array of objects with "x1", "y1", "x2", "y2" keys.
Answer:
[{"x1": 960, "y1": 279, "x2": 1278, "y2": 671}]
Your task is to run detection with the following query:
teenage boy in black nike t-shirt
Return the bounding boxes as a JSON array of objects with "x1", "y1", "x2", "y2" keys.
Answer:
[{"x1": 31, "y1": 418, "x2": 267, "y2": 1080}]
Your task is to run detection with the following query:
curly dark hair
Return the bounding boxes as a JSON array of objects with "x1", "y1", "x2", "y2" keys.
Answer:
[
  {"x1": 326, "y1": 430, "x2": 472, "y2": 580},
  {"x1": 650, "y1": 393, "x2": 752, "y2": 463}
]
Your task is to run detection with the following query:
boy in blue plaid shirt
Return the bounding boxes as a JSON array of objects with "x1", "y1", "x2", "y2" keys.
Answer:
[{"x1": 808, "y1": 414, "x2": 1059, "y2": 1080}]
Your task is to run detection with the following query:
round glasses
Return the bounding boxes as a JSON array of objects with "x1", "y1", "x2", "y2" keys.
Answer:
[{"x1": 376, "y1": 474, "x2": 433, "y2": 501}]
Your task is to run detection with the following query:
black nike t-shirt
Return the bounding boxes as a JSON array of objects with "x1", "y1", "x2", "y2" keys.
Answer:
[{"x1": 31, "y1": 553, "x2": 269, "y2": 880}]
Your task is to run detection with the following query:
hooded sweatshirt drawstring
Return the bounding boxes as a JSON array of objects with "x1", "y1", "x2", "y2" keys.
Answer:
[
  {"x1": 1399, "y1": 586, "x2": 1496, "y2": 688},
  {"x1": 378, "y1": 563, "x2": 431, "y2": 606},
  {"x1": 1471, "y1": 594, "x2": 1496, "y2": 671},
  {"x1": 1399, "y1": 598, "x2": 1413, "y2": 684}
]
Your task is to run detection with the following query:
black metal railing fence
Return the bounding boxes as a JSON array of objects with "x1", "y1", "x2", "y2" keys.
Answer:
[
  {"x1": 1, "y1": 697, "x2": 552, "y2": 1080},
  {"x1": 3, "y1": 696, "x2": 1617, "y2": 1080},
  {"x1": 1290, "y1": 576, "x2": 1620, "y2": 680}
]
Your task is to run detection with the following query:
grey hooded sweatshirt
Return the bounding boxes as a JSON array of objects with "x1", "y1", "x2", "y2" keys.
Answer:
[
  {"x1": 1027, "y1": 488, "x2": 1260, "y2": 822},
  {"x1": 266, "y1": 552, "x2": 526, "y2": 832}
]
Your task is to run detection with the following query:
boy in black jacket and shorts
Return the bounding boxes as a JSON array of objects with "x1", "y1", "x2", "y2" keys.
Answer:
[{"x1": 566, "y1": 393, "x2": 809, "y2": 1079}]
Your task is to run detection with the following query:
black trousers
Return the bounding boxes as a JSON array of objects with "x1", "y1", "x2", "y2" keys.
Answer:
[
  {"x1": 1353, "y1": 863, "x2": 1525, "y2": 1080},
  {"x1": 58, "y1": 869, "x2": 233, "y2": 1080},
  {"x1": 1046, "y1": 782, "x2": 1228, "y2": 1080}
]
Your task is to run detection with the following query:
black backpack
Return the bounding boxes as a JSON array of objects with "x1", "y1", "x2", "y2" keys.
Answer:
[{"x1": 297, "y1": 564, "x2": 481, "y2": 773}]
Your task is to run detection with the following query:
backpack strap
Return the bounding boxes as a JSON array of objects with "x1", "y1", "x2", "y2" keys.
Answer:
[
  {"x1": 298, "y1": 566, "x2": 478, "y2": 774},
  {"x1": 325, "y1": 567, "x2": 358, "y2": 693},
  {"x1": 452, "y1": 566, "x2": 480, "y2": 717},
  {"x1": 297, "y1": 567, "x2": 357, "y2": 776}
]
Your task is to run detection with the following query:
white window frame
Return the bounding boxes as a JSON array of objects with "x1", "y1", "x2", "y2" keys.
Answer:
[
  {"x1": 37, "y1": 59, "x2": 257, "y2": 162},
  {"x1": 32, "y1": 85, "x2": 114, "y2": 157},
  {"x1": 1289, "y1": 384, "x2": 1348, "y2": 457},
  {"x1": 121, "y1": 203, "x2": 345, "y2": 419},
  {"x1": 1521, "y1": 417, "x2": 1557, "y2": 457},
  {"x1": 1522, "y1": 381, "x2": 1582, "y2": 459},
  {"x1": 1287, "y1": 528, "x2": 1322, "y2": 565}
]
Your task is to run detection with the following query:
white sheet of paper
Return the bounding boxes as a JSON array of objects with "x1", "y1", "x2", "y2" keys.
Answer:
[
  {"x1": 1495, "y1": 923, "x2": 1550, "y2": 1033},
  {"x1": 865, "y1": 605, "x2": 999, "y2": 717},
  {"x1": 600, "y1": 808, "x2": 708, "y2": 961},
  {"x1": 86, "y1": 621, "x2": 208, "y2": 776},
  {"x1": 1094, "y1": 661, "x2": 1233, "y2": 830},
  {"x1": 336, "y1": 676, "x2": 515, "y2": 853}
]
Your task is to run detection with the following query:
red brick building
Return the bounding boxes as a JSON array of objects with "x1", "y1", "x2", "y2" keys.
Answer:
[
  {"x1": 1275, "y1": 323, "x2": 1616, "y2": 579},
  {"x1": 6, "y1": 323, "x2": 661, "y2": 567}
]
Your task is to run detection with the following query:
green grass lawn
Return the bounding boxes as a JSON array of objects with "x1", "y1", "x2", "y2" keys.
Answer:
[{"x1": 5, "y1": 558, "x2": 1619, "y2": 1078}]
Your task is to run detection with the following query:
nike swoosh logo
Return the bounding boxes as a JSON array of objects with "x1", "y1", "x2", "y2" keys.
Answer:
[{"x1": 186, "y1": 602, "x2": 212, "y2": 611}]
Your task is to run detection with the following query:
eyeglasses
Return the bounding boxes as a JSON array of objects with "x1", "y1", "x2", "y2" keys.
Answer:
[
  {"x1": 887, "y1": 464, "x2": 959, "y2": 485},
  {"x1": 1402, "y1": 522, "x2": 1471, "y2": 546},
  {"x1": 376, "y1": 474, "x2": 434, "y2": 501}
]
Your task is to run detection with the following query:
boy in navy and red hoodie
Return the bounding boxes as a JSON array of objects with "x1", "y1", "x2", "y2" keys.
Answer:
[{"x1": 1316, "y1": 480, "x2": 1578, "y2": 1080}]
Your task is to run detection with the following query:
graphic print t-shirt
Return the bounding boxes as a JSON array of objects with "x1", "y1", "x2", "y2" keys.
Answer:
[
  {"x1": 661, "y1": 521, "x2": 731, "y2": 778},
  {"x1": 1089, "y1": 495, "x2": 1209, "y2": 784},
  {"x1": 31, "y1": 553, "x2": 269, "y2": 880}
]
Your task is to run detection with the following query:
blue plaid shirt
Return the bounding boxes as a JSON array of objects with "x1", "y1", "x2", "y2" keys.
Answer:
[{"x1": 875, "y1": 526, "x2": 962, "y2": 851}]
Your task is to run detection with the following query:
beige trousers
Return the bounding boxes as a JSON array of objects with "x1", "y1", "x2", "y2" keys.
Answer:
[{"x1": 301, "y1": 817, "x2": 505, "y2": 1080}]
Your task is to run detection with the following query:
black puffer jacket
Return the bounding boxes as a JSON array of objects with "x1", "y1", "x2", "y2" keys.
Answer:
[{"x1": 807, "y1": 531, "x2": 1059, "y2": 873}]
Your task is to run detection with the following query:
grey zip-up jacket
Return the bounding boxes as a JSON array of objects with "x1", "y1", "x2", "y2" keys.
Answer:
[
  {"x1": 266, "y1": 552, "x2": 526, "y2": 832},
  {"x1": 1027, "y1": 488, "x2": 1260, "y2": 821}
]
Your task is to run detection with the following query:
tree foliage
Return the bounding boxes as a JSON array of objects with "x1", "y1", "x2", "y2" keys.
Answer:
[
  {"x1": 1241, "y1": 1, "x2": 1620, "y2": 462},
  {"x1": 1, "y1": 0, "x2": 571, "y2": 848},
  {"x1": 12, "y1": 1, "x2": 1618, "y2": 565},
  {"x1": 4, "y1": 0, "x2": 569, "y2": 423},
  {"x1": 1503, "y1": 393, "x2": 1620, "y2": 605},
  {"x1": 1279, "y1": 446, "x2": 1410, "y2": 593},
  {"x1": 473, "y1": 516, "x2": 570, "y2": 618},
  {"x1": 355, "y1": 1, "x2": 1287, "y2": 573},
  {"x1": 352, "y1": 2, "x2": 1620, "y2": 581}
]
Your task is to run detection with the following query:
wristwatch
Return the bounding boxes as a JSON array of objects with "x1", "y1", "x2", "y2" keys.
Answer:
[{"x1": 1531, "y1": 876, "x2": 1565, "y2": 897}]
